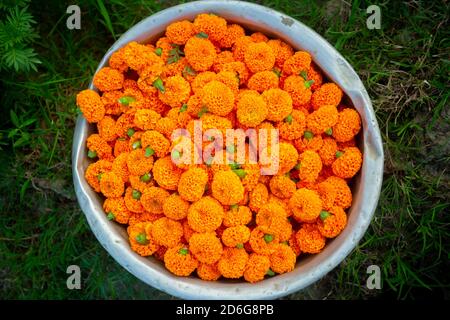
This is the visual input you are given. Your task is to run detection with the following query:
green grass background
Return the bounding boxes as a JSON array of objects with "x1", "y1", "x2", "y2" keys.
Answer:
[{"x1": 0, "y1": 0, "x2": 449, "y2": 299}]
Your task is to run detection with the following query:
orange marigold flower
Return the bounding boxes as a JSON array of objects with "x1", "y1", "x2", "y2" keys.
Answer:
[
  {"x1": 269, "y1": 175, "x2": 296, "y2": 199},
  {"x1": 307, "y1": 64, "x2": 323, "y2": 91},
  {"x1": 218, "y1": 247, "x2": 249, "y2": 279},
  {"x1": 325, "y1": 176, "x2": 352, "y2": 209},
  {"x1": 193, "y1": 13, "x2": 227, "y2": 42},
  {"x1": 219, "y1": 24, "x2": 245, "y2": 48},
  {"x1": 201, "y1": 80, "x2": 235, "y2": 116},
  {"x1": 332, "y1": 147, "x2": 362, "y2": 179},
  {"x1": 267, "y1": 39, "x2": 294, "y2": 69},
  {"x1": 155, "y1": 37, "x2": 172, "y2": 63},
  {"x1": 114, "y1": 112, "x2": 135, "y2": 138},
  {"x1": 137, "y1": 62, "x2": 164, "y2": 93},
  {"x1": 103, "y1": 197, "x2": 131, "y2": 224},
  {"x1": 189, "y1": 232, "x2": 223, "y2": 264},
  {"x1": 318, "y1": 137, "x2": 338, "y2": 166},
  {"x1": 223, "y1": 205, "x2": 252, "y2": 227},
  {"x1": 247, "y1": 71, "x2": 279, "y2": 93},
  {"x1": 249, "y1": 226, "x2": 279, "y2": 255},
  {"x1": 298, "y1": 150, "x2": 323, "y2": 182},
  {"x1": 134, "y1": 109, "x2": 161, "y2": 130},
  {"x1": 236, "y1": 92, "x2": 268, "y2": 127},
  {"x1": 99, "y1": 171, "x2": 124, "y2": 198},
  {"x1": 306, "y1": 105, "x2": 339, "y2": 135},
  {"x1": 212, "y1": 51, "x2": 235, "y2": 72},
  {"x1": 282, "y1": 51, "x2": 312, "y2": 75},
  {"x1": 294, "y1": 133, "x2": 323, "y2": 153},
  {"x1": 232, "y1": 36, "x2": 254, "y2": 61},
  {"x1": 243, "y1": 253, "x2": 271, "y2": 283},
  {"x1": 158, "y1": 75, "x2": 191, "y2": 108},
  {"x1": 289, "y1": 188, "x2": 322, "y2": 223},
  {"x1": 126, "y1": 148, "x2": 154, "y2": 176},
  {"x1": 129, "y1": 173, "x2": 154, "y2": 193},
  {"x1": 141, "y1": 130, "x2": 170, "y2": 158},
  {"x1": 97, "y1": 116, "x2": 117, "y2": 142},
  {"x1": 163, "y1": 193, "x2": 189, "y2": 220},
  {"x1": 262, "y1": 88, "x2": 293, "y2": 122},
  {"x1": 178, "y1": 167, "x2": 208, "y2": 202},
  {"x1": 86, "y1": 133, "x2": 113, "y2": 160},
  {"x1": 268, "y1": 142, "x2": 298, "y2": 175},
  {"x1": 211, "y1": 170, "x2": 245, "y2": 206},
  {"x1": 93, "y1": 67, "x2": 124, "y2": 92},
  {"x1": 289, "y1": 231, "x2": 302, "y2": 256},
  {"x1": 151, "y1": 217, "x2": 183, "y2": 247},
  {"x1": 114, "y1": 139, "x2": 131, "y2": 157},
  {"x1": 164, "y1": 245, "x2": 198, "y2": 276},
  {"x1": 187, "y1": 196, "x2": 224, "y2": 232},
  {"x1": 152, "y1": 156, "x2": 182, "y2": 190},
  {"x1": 185, "y1": 37, "x2": 217, "y2": 72},
  {"x1": 124, "y1": 186, "x2": 144, "y2": 213},
  {"x1": 332, "y1": 108, "x2": 361, "y2": 142},
  {"x1": 316, "y1": 180, "x2": 337, "y2": 211},
  {"x1": 76, "y1": 89, "x2": 105, "y2": 123},
  {"x1": 311, "y1": 83, "x2": 343, "y2": 110},
  {"x1": 101, "y1": 90, "x2": 123, "y2": 115},
  {"x1": 250, "y1": 32, "x2": 268, "y2": 43},
  {"x1": 216, "y1": 71, "x2": 239, "y2": 95},
  {"x1": 186, "y1": 93, "x2": 203, "y2": 117},
  {"x1": 244, "y1": 42, "x2": 275, "y2": 73},
  {"x1": 270, "y1": 243, "x2": 296, "y2": 274},
  {"x1": 166, "y1": 20, "x2": 196, "y2": 45},
  {"x1": 191, "y1": 71, "x2": 216, "y2": 94},
  {"x1": 155, "y1": 117, "x2": 177, "y2": 138},
  {"x1": 197, "y1": 262, "x2": 221, "y2": 281},
  {"x1": 222, "y1": 225, "x2": 251, "y2": 247},
  {"x1": 85, "y1": 160, "x2": 112, "y2": 193},
  {"x1": 140, "y1": 186, "x2": 170, "y2": 214},
  {"x1": 128, "y1": 222, "x2": 159, "y2": 256},
  {"x1": 296, "y1": 223, "x2": 326, "y2": 254},
  {"x1": 317, "y1": 206, "x2": 347, "y2": 238},
  {"x1": 277, "y1": 109, "x2": 306, "y2": 140},
  {"x1": 220, "y1": 61, "x2": 250, "y2": 85},
  {"x1": 283, "y1": 75, "x2": 312, "y2": 107},
  {"x1": 123, "y1": 41, "x2": 160, "y2": 71},
  {"x1": 108, "y1": 47, "x2": 128, "y2": 73},
  {"x1": 182, "y1": 219, "x2": 196, "y2": 243}
]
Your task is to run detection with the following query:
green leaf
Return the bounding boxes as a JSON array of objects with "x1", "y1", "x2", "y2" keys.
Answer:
[
  {"x1": 233, "y1": 169, "x2": 247, "y2": 179},
  {"x1": 304, "y1": 79, "x2": 315, "y2": 88},
  {"x1": 96, "y1": 0, "x2": 116, "y2": 39},
  {"x1": 145, "y1": 147, "x2": 154, "y2": 157},
  {"x1": 10, "y1": 110, "x2": 19, "y2": 127},
  {"x1": 320, "y1": 210, "x2": 331, "y2": 221},
  {"x1": 154, "y1": 47, "x2": 162, "y2": 56},
  {"x1": 284, "y1": 114, "x2": 293, "y2": 124},
  {"x1": 336, "y1": 151, "x2": 344, "y2": 158},
  {"x1": 180, "y1": 104, "x2": 188, "y2": 112},
  {"x1": 196, "y1": 32, "x2": 209, "y2": 38},
  {"x1": 19, "y1": 179, "x2": 30, "y2": 203},
  {"x1": 153, "y1": 77, "x2": 165, "y2": 93},
  {"x1": 304, "y1": 130, "x2": 314, "y2": 140},
  {"x1": 299, "y1": 70, "x2": 308, "y2": 80},
  {"x1": 266, "y1": 269, "x2": 275, "y2": 276},
  {"x1": 178, "y1": 248, "x2": 189, "y2": 255}
]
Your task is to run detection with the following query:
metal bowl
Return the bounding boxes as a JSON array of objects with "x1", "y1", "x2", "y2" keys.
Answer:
[{"x1": 72, "y1": 0, "x2": 384, "y2": 299}]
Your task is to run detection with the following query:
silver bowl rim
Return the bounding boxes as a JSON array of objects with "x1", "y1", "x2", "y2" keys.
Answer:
[{"x1": 72, "y1": 0, "x2": 384, "y2": 300}]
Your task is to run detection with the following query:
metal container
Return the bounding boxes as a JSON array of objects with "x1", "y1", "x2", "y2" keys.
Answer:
[{"x1": 72, "y1": 0, "x2": 384, "y2": 299}]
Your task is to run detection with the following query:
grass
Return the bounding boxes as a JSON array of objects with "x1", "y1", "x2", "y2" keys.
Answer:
[{"x1": 0, "y1": 0, "x2": 449, "y2": 299}]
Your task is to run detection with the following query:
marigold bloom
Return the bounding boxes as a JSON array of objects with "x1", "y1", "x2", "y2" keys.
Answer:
[
  {"x1": 332, "y1": 147, "x2": 362, "y2": 179},
  {"x1": 158, "y1": 75, "x2": 191, "y2": 108},
  {"x1": 129, "y1": 173, "x2": 154, "y2": 193},
  {"x1": 86, "y1": 134, "x2": 113, "y2": 160},
  {"x1": 294, "y1": 134, "x2": 324, "y2": 153},
  {"x1": 155, "y1": 37, "x2": 172, "y2": 63},
  {"x1": 182, "y1": 220, "x2": 196, "y2": 243},
  {"x1": 222, "y1": 225, "x2": 251, "y2": 247},
  {"x1": 103, "y1": 197, "x2": 131, "y2": 224},
  {"x1": 273, "y1": 142, "x2": 299, "y2": 175},
  {"x1": 250, "y1": 32, "x2": 268, "y2": 43},
  {"x1": 244, "y1": 42, "x2": 275, "y2": 73},
  {"x1": 277, "y1": 110, "x2": 306, "y2": 141},
  {"x1": 219, "y1": 23, "x2": 245, "y2": 48},
  {"x1": 270, "y1": 243, "x2": 296, "y2": 274},
  {"x1": 267, "y1": 39, "x2": 294, "y2": 69},
  {"x1": 283, "y1": 51, "x2": 312, "y2": 75},
  {"x1": 123, "y1": 41, "x2": 160, "y2": 71},
  {"x1": 152, "y1": 156, "x2": 182, "y2": 190},
  {"x1": 185, "y1": 37, "x2": 217, "y2": 72},
  {"x1": 115, "y1": 111, "x2": 136, "y2": 138},
  {"x1": 164, "y1": 245, "x2": 198, "y2": 276},
  {"x1": 283, "y1": 75, "x2": 312, "y2": 107},
  {"x1": 137, "y1": 62, "x2": 164, "y2": 92},
  {"x1": 256, "y1": 202, "x2": 286, "y2": 227},
  {"x1": 306, "y1": 105, "x2": 339, "y2": 135},
  {"x1": 197, "y1": 262, "x2": 221, "y2": 281},
  {"x1": 315, "y1": 180, "x2": 337, "y2": 211},
  {"x1": 223, "y1": 205, "x2": 253, "y2": 227},
  {"x1": 76, "y1": 89, "x2": 105, "y2": 123},
  {"x1": 201, "y1": 80, "x2": 234, "y2": 116},
  {"x1": 332, "y1": 108, "x2": 361, "y2": 142},
  {"x1": 151, "y1": 217, "x2": 183, "y2": 247},
  {"x1": 109, "y1": 47, "x2": 128, "y2": 73},
  {"x1": 178, "y1": 167, "x2": 208, "y2": 202},
  {"x1": 298, "y1": 150, "x2": 322, "y2": 183},
  {"x1": 249, "y1": 226, "x2": 279, "y2": 255},
  {"x1": 218, "y1": 247, "x2": 249, "y2": 279},
  {"x1": 269, "y1": 175, "x2": 296, "y2": 199},
  {"x1": 166, "y1": 20, "x2": 196, "y2": 45},
  {"x1": 141, "y1": 130, "x2": 170, "y2": 158},
  {"x1": 243, "y1": 253, "x2": 271, "y2": 283},
  {"x1": 232, "y1": 36, "x2": 254, "y2": 62},
  {"x1": 85, "y1": 160, "x2": 112, "y2": 193},
  {"x1": 236, "y1": 92, "x2": 268, "y2": 127},
  {"x1": 216, "y1": 71, "x2": 239, "y2": 95},
  {"x1": 162, "y1": 193, "x2": 189, "y2": 221},
  {"x1": 126, "y1": 149, "x2": 153, "y2": 176},
  {"x1": 128, "y1": 222, "x2": 159, "y2": 256},
  {"x1": 307, "y1": 64, "x2": 323, "y2": 91},
  {"x1": 140, "y1": 186, "x2": 170, "y2": 214},
  {"x1": 187, "y1": 196, "x2": 224, "y2": 232},
  {"x1": 317, "y1": 206, "x2": 347, "y2": 238},
  {"x1": 155, "y1": 117, "x2": 177, "y2": 138},
  {"x1": 289, "y1": 188, "x2": 322, "y2": 223},
  {"x1": 211, "y1": 170, "x2": 245, "y2": 205},
  {"x1": 220, "y1": 61, "x2": 249, "y2": 85},
  {"x1": 193, "y1": 13, "x2": 227, "y2": 42},
  {"x1": 247, "y1": 71, "x2": 279, "y2": 93},
  {"x1": 99, "y1": 171, "x2": 124, "y2": 198},
  {"x1": 189, "y1": 232, "x2": 223, "y2": 264},
  {"x1": 296, "y1": 223, "x2": 326, "y2": 254},
  {"x1": 124, "y1": 187, "x2": 144, "y2": 213},
  {"x1": 133, "y1": 109, "x2": 161, "y2": 130},
  {"x1": 324, "y1": 176, "x2": 352, "y2": 209},
  {"x1": 97, "y1": 116, "x2": 117, "y2": 142},
  {"x1": 93, "y1": 67, "x2": 124, "y2": 92},
  {"x1": 311, "y1": 83, "x2": 343, "y2": 110},
  {"x1": 318, "y1": 137, "x2": 338, "y2": 166},
  {"x1": 261, "y1": 88, "x2": 293, "y2": 122}
]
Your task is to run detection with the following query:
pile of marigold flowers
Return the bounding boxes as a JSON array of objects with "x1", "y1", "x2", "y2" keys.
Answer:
[{"x1": 76, "y1": 13, "x2": 362, "y2": 283}]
